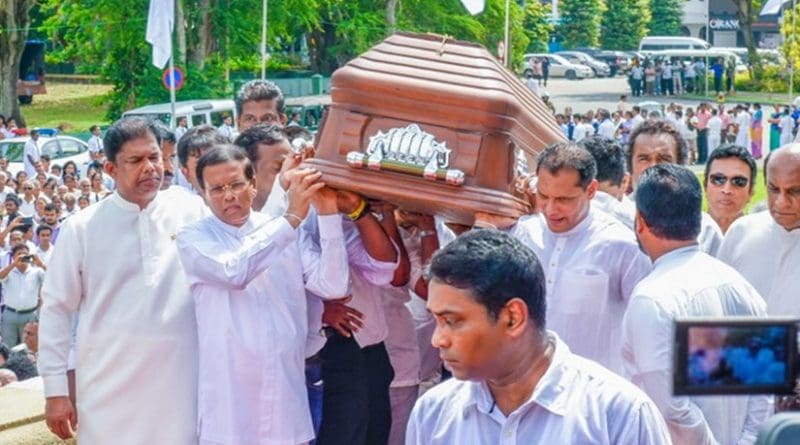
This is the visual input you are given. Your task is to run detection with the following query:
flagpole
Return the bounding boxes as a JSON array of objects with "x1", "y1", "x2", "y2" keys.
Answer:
[
  {"x1": 791, "y1": 0, "x2": 797, "y2": 101},
  {"x1": 504, "y1": 0, "x2": 510, "y2": 68},
  {"x1": 261, "y1": 0, "x2": 268, "y2": 80},
  {"x1": 169, "y1": 0, "x2": 177, "y2": 129}
]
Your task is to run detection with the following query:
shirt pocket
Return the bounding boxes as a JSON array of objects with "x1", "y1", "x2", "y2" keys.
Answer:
[{"x1": 556, "y1": 268, "x2": 609, "y2": 314}]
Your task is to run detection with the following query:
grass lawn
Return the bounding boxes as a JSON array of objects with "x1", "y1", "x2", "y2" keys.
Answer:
[
  {"x1": 698, "y1": 168, "x2": 767, "y2": 213},
  {"x1": 20, "y1": 82, "x2": 112, "y2": 133}
]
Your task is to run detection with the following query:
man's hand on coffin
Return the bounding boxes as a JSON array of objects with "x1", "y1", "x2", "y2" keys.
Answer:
[
  {"x1": 286, "y1": 168, "x2": 325, "y2": 225},
  {"x1": 369, "y1": 200, "x2": 397, "y2": 220},
  {"x1": 322, "y1": 296, "x2": 364, "y2": 338},
  {"x1": 45, "y1": 396, "x2": 77, "y2": 440},
  {"x1": 521, "y1": 175, "x2": 538, "y2": 214},
  {"x1": 473, "y1": 212, "x2": 518, "y2": 230},
  {"x1": 278, "y1": 143, "x2": 316, "y2": 190},
  {"x1": 335, "y1": 190, "x2": 365, "y2": 214},
  {"x1": 311, "y1": 186, "x2": 339, "y2": 216}
]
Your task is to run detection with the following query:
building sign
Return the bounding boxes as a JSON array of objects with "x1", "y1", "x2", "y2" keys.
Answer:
[{"x1": 709, "y1": 15, "x2": 740, "y2": 31}]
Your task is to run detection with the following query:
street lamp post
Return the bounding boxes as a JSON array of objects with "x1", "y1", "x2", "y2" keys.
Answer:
[
  {"x1": 504, "y1": 0, "x2": 511, "y2": 68},
  {"x1": 261, "y1": 0, "x2": 268, "y2": 80}
]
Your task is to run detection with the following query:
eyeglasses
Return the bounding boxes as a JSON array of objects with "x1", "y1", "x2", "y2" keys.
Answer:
[
  {"x1": 23, "y1": 187, "x2": 33, "y2": 191},
  {"x1": 207, "y1": 180, "x2": 249, "y2": 199},
  {"x1": 709, "y1": 173, "x2": 749, "y2": 188}
]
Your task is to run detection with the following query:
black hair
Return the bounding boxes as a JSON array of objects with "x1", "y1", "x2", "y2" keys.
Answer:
[
  {"x1": 43, "y1": 203, "x2": 58, "y2": 213},
  {"x1": 36, "y1": 224, "x2": 53, "y2": 236},
  {"x1": 703, "y1": 144, "x2": 757, "y2": 192},
  {"x1": 153, "y1": 121, "x2": 176, "y2": 145},
  {"x1": 428, "y1": 230, "x2": 546, "y2": 329},
  {"x1": 30, "y1": 129, "x2": 39, "y2": 137},
  {"x1": 579, "y1": 136, "x2": 626, "y2": 187},
  {"x1": 535, "y1": 141, "x2": 597, "y2": 189},
  {"x1": 627, "y1": 119, "x2": 689, "y2": 173},
  {"x1": 11, "y1": 244, "x2": 30, "y2": 256},
  {"x1": 90, "y1": 125, "x2": 99, "y2": 132},
  {"x1": 0, "y1": 343, "x2": 9, "y2": 361},
  {"x1": 235, "y1": 80, "x2": 285, "y2": 116},
  {"x1": 4, "y1": 193, "x2": 20, "y2": 207},
  {"x1": 233, "y1": 123, "x2": 287, "y2": 166},
  {"x1": 636, "y1": 164, "x2": 701, "y2": 241},
  {"x1": 103, "y1": 116, "x2": 160, "y2": 163},
  {"x1": 2, "y1": 352, "x2": 38, "y2": 380},
  {"x1": 283, "y1": 125, "x2": 314, "y2": 144},
  {"x1": 40, "y1": 154, "x2": 50, "y2": 162},
  {"x1": 176, "y1": 125, "x2": 229, "y2": 168},
  {"x1": 195, "y1": 144, "x2": 255, "y2": 191}
]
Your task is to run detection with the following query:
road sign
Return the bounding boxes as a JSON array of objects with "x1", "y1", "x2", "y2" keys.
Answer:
[{"x1": 162, "y1": 67, "x2": 185, "y2": 91}]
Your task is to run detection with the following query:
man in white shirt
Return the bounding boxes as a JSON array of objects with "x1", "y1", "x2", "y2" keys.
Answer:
[
  {"x1": 707, "y1": 109, "x2": 723, "y2": 153},
  {"x1": 23, "y1": 130, "x2": 41, "y2": 177},
  {"x1": 627, "y1": 119, "x2": 724, "y2": 255},
  {"x1": 234, "y1": 124, "x2": 294, "y2": 212},
  {"x1": 631, "y1": 105, "x2": 645, "y2": 129},
  {"x1": 734, "y1": 105, "x2": 752, "y2": 149},
  {"x1": 34, "y1": 225, "x2": 54, "y2": 265},
  {"x1": 177, "y1": 124, "x2": 229, "y2": 193},
  {"x1": 235, "y1": 80, "x2": 288, "y2": 133},
  {"x1": 177, "y1": 145, "x2": 349, "y2": 445},
  {"x1": 719, "y1": 145, "x2": 800, "y2": 317},
  {"x1": 87, "y1": 125, "x2": 105, "y2": 164},
  {"x1": 217, "y1": 115, "x2": 237, "y2": 142},
  {"x1": 38, "y1": 117, "x2": 207, "y2": 444},
  {"x1": 579, "y1": 136, "x2": 634, "y2": 229},
  {"x1": 703, "y1": 145, "x2": 756, "y2": 234},
  {"x1": 174, "y1": 116, "x2": 189, "y2": 141},
  {"x1": 406, "y1": 230, "x2": 670, "y2": 445},
  {"x1": 622, "y1": 164, "x2": 771, "y2": 445},
  {"x1": 524, "y1": 73, "x2": 540, "y2": 97},
  {"x1": 513, "y1": 142, "x2": 651, "y2": 374},
  {"x1": 153, "y1": 122, "x2": 178, "y2": 190},
  {"x1": 597, "y1": 109, "x2": 617, "y2": 139},
  {"x1": 0, "y1": 244, "x2": 44, "y2": 347}
]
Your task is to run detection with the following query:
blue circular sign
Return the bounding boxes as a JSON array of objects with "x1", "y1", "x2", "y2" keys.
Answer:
[{"x1": 162, "y1": 67, "x2": 185, "y2": 91}]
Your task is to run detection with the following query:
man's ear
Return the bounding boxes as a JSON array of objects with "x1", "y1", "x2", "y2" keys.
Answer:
[
  {"x1": 104, "y1": 161, "x2": 116, "y2": 179},
  {"x1": 635, "y1": 211, "x2": 647, "y2": 236},
  {"x1": 280, "y1": 113, "x2": 288, "y2": 127},
  {"x1": 502, "y1": 298, "x2": 530, "y2": 338},
  {"x1": 586, "y1": 179, "x2": 598, "y2": 200}
]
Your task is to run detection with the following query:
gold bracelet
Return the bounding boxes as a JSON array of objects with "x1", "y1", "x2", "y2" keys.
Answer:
[{"x1": 346, "y1": 199, "x2": 367, "y2": 221}]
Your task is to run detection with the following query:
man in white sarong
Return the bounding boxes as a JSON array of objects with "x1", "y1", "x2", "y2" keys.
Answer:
[
  {"x1": 38, "y1": 117, "x2": 207, "y2": 444},
  {"x1": 719, "y1": 145, "x2": 800, "y2": 316}
]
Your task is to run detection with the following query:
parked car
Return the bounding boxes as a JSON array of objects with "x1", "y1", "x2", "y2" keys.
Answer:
[
  {"x1": 639, "y1": 36, "x2": 711, "y2": 52},
  {"x1": 569, "y1": 47, "x2": 632, "y2": 76},
  {"x1": 0, "y1": 135, "x2": 91, "y2": 177},
  {"x1": 523, "y1": 54, "x2": 594, "y2": 80},
  {"x1": 556, "y1": 51, "x2": 611, "y2": 77}
]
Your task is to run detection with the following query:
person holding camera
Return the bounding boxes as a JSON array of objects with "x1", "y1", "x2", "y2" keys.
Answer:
[{"x1": 0, "y1": 244, "x2": 44, "y2": 347}]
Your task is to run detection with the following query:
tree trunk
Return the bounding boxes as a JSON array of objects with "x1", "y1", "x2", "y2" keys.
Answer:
[
  {"x1": 736, "y1": 0, "x2": 762, "y2": 80},
  {"x1": 0, "y1": 0, "x2": 34, "y2": 127},
  {"x1": 188, "y1": 0, "x2": 212, "y2": 69},
  {"x1": 176, "y1": 0, "x2": 187, "y2": 66},
  {"x1": 386, "y1": 0, "x2": 399, "y2": 33}
]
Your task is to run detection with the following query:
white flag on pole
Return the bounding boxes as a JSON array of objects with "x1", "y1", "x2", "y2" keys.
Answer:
[
  {"x1": 460, "y1": 0, "x2": 485, "y2": 15},
  {"x1": 761, "y1": 0, "x2": 791, "y2": 16},
  {"x1": 146, "y1": 0, "x2": 174, "y2": 69}
]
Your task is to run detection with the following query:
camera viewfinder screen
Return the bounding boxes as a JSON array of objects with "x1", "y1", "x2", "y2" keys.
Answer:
[{"x1": 683, "y1": 325, "x2": 790, "y2": 393}]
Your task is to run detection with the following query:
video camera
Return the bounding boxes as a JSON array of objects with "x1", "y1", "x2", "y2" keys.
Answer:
[{"x1": 674, "y1": 318, "x2": 800, "y2": 444}]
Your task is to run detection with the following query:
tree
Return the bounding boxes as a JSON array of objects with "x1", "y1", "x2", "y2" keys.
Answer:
[
  {"x1": 782, "y1": 2, "x2": 800, "y2": 76},
  {"x1": 523, "y1": 0, "x2": 553, "y2": 53},
  {"x1": 0, "y1": 0, "x2": 35, "y2": 126},
  {"x1": 601, "y1": 0, "x2": 650, "y2": 50},
  {"x1": 557, "y1": 0, "x2": 605, "y2": 49},
  {"x1": 733, "y1": 0, "x2": 764, "y2": 80},
  {"x1": 648, "y1": 0, "x2": 682, "y2": 36}
]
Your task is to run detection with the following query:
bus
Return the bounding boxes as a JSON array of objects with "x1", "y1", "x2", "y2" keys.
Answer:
[{"x1": 18, "y1": 40, "x2": 47, "y2": 105}]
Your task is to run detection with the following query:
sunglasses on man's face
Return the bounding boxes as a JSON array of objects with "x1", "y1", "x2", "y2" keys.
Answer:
[{"x1": 709, "y1": 173, "x2": 749, "y2": 188}]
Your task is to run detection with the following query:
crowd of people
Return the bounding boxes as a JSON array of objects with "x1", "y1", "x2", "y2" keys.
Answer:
[
  {"x1": 0, "y1": 77, "x2": 796, "y2": 445},
  {"x1": 627, "y1": 56, "x2": 737, "y2": 97}
]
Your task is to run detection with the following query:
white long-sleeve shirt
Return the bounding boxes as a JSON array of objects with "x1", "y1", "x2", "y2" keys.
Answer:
[
  {"x1": 719, "y1": 211, "x2": 800, "y2": 317},
  {"x1": 37, "y1": 188, "x2": 207, "y2": 445},
  {"x1": 177, "y1": 211, "x2": 349, "y2": 445},
  {"x1": 406, "y1": 332, "x2": 671, "y2": 445},
  {"x1": 513, "y1": 208, "x2": 652, "y2": 374},
  {"x1": 622, "y1": 245, "x2": 771, "y2": 445},
  {"x1": 261, "y1": 177, "x2": 398, "y2": 348},
  {"x1": 23, "y1": 139, "x2": 40, "y2": 177},
  {"x1": 592, "y1": 191, "x2": 635, "y2": 230}
]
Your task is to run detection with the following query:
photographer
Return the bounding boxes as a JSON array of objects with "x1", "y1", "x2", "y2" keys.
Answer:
[{"x1": 0, "y1": 244, "x2": 44, "y2": 347}]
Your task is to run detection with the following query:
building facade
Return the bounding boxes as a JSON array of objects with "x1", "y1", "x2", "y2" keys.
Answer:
[{"x1": 681, "y1": 0, "x2": 781, "y2": 49}]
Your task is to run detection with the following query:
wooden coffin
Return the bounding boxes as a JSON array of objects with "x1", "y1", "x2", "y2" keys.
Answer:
[{"x1": 306, "y1": 32, "x2": 566, "y2": 225}]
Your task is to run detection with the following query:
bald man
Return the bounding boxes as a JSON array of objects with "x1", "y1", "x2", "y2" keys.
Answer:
[{"x1": 719, "y1": 144, "x2": 800, "y2": 316}]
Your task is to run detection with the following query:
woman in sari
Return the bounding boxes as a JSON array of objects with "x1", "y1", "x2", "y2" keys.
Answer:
[
  {"x1": 750, "y1": 103, "x2": 763, "y2": 159},
  {"x1": 768, "y1": 104, "x2": 782, "y2": 151}
]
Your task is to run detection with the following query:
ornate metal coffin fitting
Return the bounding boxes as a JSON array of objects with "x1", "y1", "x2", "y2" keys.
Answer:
[{"x1": 346, "y1": 124, "x2": 465, "y2": 186}]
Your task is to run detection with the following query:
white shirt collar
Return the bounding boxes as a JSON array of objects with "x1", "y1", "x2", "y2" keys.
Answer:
[
  {"x1": 546, "y1": 207, "x2": 595, "y2": 238},
  {"x1": 110, "y1": 191, "x2": 158, "y2": 213},
  {"x1": 209, "y1": 212, "x2": 257, "y2": 238},
  {"x1": 653, "y1": 244, "x2": 700, "y2": 269},
  {"x1": 461, "y1": 333, "x2": 571, "y2": 419}
]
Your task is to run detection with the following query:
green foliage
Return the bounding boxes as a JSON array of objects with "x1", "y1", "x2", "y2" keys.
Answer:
[
  {"x1": 648, "y1": 0, "x2": 682, "y2": 36},
  {"x1": 601, "y1": 0, "x2": 650, "y2": 50},
  {"x1": 735, "y1": 65, "x2": 796, "y2": 94},
  {"x1": 782, "y1": 3, "x2": 800, "y2": 72},
  {"x1": 523, "y1": 0, "x2": 554, "y2": 53},
  {"x1": 558, "y1": 0, "x2": 606, "y2": 49}
]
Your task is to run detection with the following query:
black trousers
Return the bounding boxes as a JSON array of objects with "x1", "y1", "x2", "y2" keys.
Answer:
[
  {"x1": 317, "y1": 334, "x2": 395, "y2": 445},
  {"x1": 698, "y1": 129, "x2": 709, "y2": 164}
]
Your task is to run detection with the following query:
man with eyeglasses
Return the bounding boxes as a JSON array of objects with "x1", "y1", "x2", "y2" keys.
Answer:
[
  {"x1": 177, "y1": 144, "x2": 349, "y2": 445},
  {"x1": 703, "y1": 145, "x2": 756, "y2": 234},
  {"x1": 235, "y1": 80, "x2": 287, "y2": 133},
  {"x1": 719, "y1": 144, "x2": 800, "y2": 318}
]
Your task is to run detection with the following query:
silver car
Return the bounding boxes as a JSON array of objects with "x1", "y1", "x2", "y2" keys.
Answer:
[
  {"x1": 0, "y1": 135, "x2": 91, "y2": 177},
  {"x1": 556, "y1": 51, "x2": 612, "y2": 77},
  {"x1": 523, "y1": 54, "x2": 594, "y2": 80}
]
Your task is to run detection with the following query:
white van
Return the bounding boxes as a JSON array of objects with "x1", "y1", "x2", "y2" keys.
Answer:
[
  {"x1": 122, "y1": 99, "x2": 237, "y2": 129},
  {"x1": 639, "y1": 36, "x2": 712, "y2": 52}
]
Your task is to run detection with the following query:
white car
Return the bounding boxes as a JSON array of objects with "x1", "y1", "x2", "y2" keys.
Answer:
[
  {"x1": 0, "y1": 135, "x2": 91, "y2": 177},
  {"x1": 523, "y1": 54, "x2": 594, "y2": 80},
  {"x1": 556, "y1": 51, "x2": 612, "y2": 77}
]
